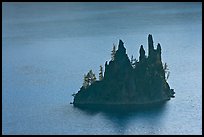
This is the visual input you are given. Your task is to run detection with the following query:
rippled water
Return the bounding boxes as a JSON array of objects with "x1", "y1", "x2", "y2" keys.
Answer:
[{"x1": 2, "y1": 2, "x2": 202, "y2": 135}]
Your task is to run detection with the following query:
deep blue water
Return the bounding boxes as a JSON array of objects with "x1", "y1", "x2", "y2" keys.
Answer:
[{"x1": 2, "y1": 2, "x2": 202, "y2": 135}]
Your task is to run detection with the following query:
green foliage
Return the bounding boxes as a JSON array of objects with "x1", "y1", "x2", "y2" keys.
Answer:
[
  {"x1": 111, "y1": 43, "x2": 116, "y2": 61},
  {"x1": 83, "y1": 70, "x2": 97, "y2": 88},
  {"x1": 163, "y1": 63, "x2": 170, "y2": 80},
  {"x1": 130, "y1": 55, "x2": 137, "y2": 68},
  {"x1": 166, "y1": 71, "x2": 170, "y2": 80},
  {"x1": 99, "y1": 65, "x2": 103, "y2": 81},
  {"x1": 83, "y1": 74, "x2": 89, "y2": 88}
]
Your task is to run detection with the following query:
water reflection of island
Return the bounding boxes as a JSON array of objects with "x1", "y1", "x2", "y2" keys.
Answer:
[
  {"x1": 75, "y1": 102, "x2": 168, "y2": 135},
  {"x1": 72, "y1": 34, "x2": 175, "y2": 106}
]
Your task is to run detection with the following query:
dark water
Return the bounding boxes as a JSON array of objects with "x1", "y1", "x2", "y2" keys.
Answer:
[{"x1": 2, "y1": 2, "x2": 202, "y2": 135}]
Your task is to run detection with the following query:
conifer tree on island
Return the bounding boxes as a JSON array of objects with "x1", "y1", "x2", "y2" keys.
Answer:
[
  {"x1": 130, "y1": 55, "x2": 137, "y2": 68},
  {"x1": 82, "y1": 70, "x2": 96, "y2": 89},
  {"x1": 82, "y1": 74, "x2": 89, "y2": 88},
  {"x1": 111, "y1": 44, "x2": 116, "y2": 61},
  {"x1": 99, "y1": 65, "x2": 103, "y2": 81}
]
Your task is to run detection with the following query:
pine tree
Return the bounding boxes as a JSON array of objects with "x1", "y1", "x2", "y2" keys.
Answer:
[
  {"x1": 111, "y1": 43, "x2": 116, "y2": 61},
  {"x1": 88, "y1": 70, "x2": 92, "y2": 83},
  {"x1": 85, "y1": 70, "x2": 96, "y2": 85},
  {"x1": 89, "y1": 70, "x2": 96, "y2": 84},
  {"x1": 166, "y1": 71, "x2": 170, "y2": 80},
  {"x1": 163, "y1": 63, "x2": 170, "y2": 80},
  {"x1": 99, "y1": 65, "x2": 103, "y2": 81},
  {"x1": 131, "y1": 55, "x2": 134, "y2": 64},
  {"x1": 130, "y1": 55, "x2": 137, "y2": 68},
  {"x1": 163, "y1": 63, "x2": 169, "y2": 72},
  {"x1": 93, "y1": 74, "x2": 96, "y2": 82},
  {"x1": 83, "y1": 74, "x2": 89, "y2": 88}
]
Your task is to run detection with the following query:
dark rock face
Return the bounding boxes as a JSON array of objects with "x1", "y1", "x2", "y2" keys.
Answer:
[{"x1": 73, "y1": 34, "x2": 175, "y2": 105}]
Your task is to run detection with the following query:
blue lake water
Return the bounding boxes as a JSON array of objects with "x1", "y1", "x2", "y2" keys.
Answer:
[{"x1": 2, "y1": 2, "x2": 202, "y2": 135}]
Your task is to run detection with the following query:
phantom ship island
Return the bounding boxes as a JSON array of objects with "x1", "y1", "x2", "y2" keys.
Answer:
[{"x1": 72, "y1": 34, "x2": 175, "y2": 107}]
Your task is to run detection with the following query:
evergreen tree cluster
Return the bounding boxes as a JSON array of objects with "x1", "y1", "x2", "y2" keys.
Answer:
[{"x1": 82, "y1": 66, "x2": 103, "y2": 89}]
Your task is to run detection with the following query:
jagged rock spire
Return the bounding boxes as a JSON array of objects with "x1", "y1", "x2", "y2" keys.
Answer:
[
  {"x1": 119, "y1": 39, "x2": 124, "y2": 45},
  {"x1": 157, "y1": 43, "x2": 161, "y2": 54},
  {"x1": 156, "y1": 43, "x2": 162, "y2": 62},
  {"x1": 139, "y1": 45, "x2": 145, "y2": 62},
  {"x1": 118, "y1": 39, "x2": 126, "y2": 54},
  {"x1": 148, "y1": 34, "x2": 154, "y2": 57}
]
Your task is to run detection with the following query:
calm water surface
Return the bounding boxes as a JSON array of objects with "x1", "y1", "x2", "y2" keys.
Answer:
[{"x1": 2, "y1": 2, "x2": 202, "y2": 135}]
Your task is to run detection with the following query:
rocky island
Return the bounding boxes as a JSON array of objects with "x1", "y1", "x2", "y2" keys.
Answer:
[{"x1": 72, "y1": 34, "x2": 175, "y2": 107}]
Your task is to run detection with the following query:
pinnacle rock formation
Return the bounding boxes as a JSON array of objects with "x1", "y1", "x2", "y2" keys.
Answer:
[{"x1": 72, "y1": 34, "x2": 175, "y2": 106}]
